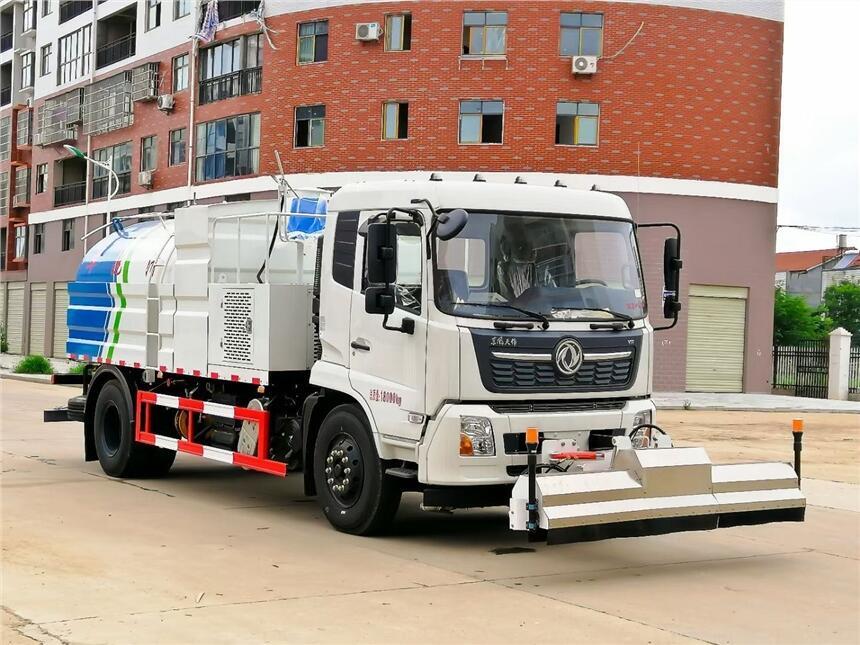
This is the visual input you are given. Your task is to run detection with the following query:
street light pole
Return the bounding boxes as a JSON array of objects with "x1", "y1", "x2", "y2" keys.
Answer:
[{"x1": 64, "y1": 145, "x2": 119, "y2": 247}]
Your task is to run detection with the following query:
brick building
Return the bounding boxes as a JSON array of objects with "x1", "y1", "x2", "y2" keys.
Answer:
[{"x1": 0, "y1": 0, "x2": 784, "y2": 392}]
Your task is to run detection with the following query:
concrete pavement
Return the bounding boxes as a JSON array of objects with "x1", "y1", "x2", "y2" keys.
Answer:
[{"x1": 2, "y1": 379, "x2": 858, "y2": 644}]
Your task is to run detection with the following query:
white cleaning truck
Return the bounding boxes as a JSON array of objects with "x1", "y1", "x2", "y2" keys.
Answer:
[{"x1": 46, "y1": 178, "x2": 805, "y2": 543}]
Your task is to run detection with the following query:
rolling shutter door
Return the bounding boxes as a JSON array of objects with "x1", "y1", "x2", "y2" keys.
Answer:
[
  {"x1": 29, "y1": 283, "x2": 47, "y2": 355},
  {"x1": 6, "y1": 282, "x2": 25, "y2": 354},
  {"x1": 685, "y1": 285, "x2": 748, "y2": 393},
  {"x1": 53, "y1": 283, "x2": 70, "y2": 358},
  {"x1": 0, "y1": 281, "x2": 6, "y2": 330}
]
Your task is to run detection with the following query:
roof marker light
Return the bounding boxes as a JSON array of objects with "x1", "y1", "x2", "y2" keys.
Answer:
[
  {"x1": 473, "y1": 173, "x2": 486, "y2": 182},
  {"x1": 515, "y1": 176, "x2": 527, "y2": 184}
]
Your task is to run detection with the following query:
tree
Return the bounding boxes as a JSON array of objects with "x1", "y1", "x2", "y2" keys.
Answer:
[
  {"x1": 773, "y1": 288, "x2": 828, "y2": 345},
  {"x1": 820, "y1": 281, "x2": 860, "y2": 336}
]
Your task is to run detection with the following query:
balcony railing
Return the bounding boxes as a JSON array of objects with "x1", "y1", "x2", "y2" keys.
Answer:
[
  {"x1": 198, "y1": 67, "x2": 261, "y2": 105},
  {"x1": 92, "y1": 171, "x2": 131, "y2": 199},
  {"x1": 59, "y1": 1, "x2": 92, "y2": 24},
  {"x1": 96, "y1": 33, "x2": 136, "y2": 69},
  {"x1": 0, "y1": 86, "x2": 10, "y2": 106},
  {"x1": 0, "y1": 31, "x2": 11, "y2": 52},
  {"x1": 54, "y1": 181, "x2": 87, "y2": 207}
]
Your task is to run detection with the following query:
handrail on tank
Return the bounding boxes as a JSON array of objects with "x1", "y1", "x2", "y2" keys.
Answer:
[{"x1": 80, "y1": 213, "x2": 173, "y2": 240}]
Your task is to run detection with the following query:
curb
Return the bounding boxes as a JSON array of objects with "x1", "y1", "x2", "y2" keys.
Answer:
[
  {"x1": 0, "y1": 373, "x2": 79, "y2": 387},
  {"x1": 655, "y1": 404, "x2": 860, "y2": 415}
]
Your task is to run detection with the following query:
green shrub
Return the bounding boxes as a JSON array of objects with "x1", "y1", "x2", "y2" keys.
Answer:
[
  {"x1": 13, "y1": 355, "x2": 54, "y2": 375},
  {"x1": 68, "y1": 362, "x2": 87, "y2": 375}
]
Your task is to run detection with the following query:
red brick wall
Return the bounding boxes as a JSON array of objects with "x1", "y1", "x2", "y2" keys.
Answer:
[{"x1": 29, "y1": 0, "x2": 783, "y2": 216}]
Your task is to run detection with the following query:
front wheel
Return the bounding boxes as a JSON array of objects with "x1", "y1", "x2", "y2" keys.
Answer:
[{"x1": 313, "y1": 405, "x2": 401, "y2": 535}]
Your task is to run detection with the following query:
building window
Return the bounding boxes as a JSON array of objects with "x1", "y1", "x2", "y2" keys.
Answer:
[
  {"x1": 174, "y1": 0, "x2": 191, "y2": 19},
  {"x1": 58, "y1": 25, "x2": 92, "y2": 85},
  {"x1": 560, "y1": 13, "x2": 603, "y2": 57},
  {"x1": 297, "y1": 20, "x2": 328, "y2": 64},
  {"x1": 20, "y1": 52, "x2": 34, "y2": 89},
  {"x1": 385, "y1": 14, "x2": 412, "y2": 51},
  {"x1": 140, "y1": 135, "x2": 157, "y2": 171},
  {"x1": 382, "y1": 101, "x2": 408, "y2": 140},
  {"x1": 14, "y1": 167, "x2": 30, "y2": 205},
  {"x1": 40, "y1": 44, "x2": 52, "y2": 77},
  {"x1": 555, "y1": 101, "x2": 599, "y2": 146},
  {"x1": 172, "y1": 53, "x2": 188, "y2": 91},
  {"x1": 92, "y1": 142, "x2": 132, "y2": 198},
  {"x1": 22, "y1": 1, "x2": 36, "y2": 32},
  {"x1": 36, "y1": 163, "x2": 47, "y2": 194},
  {"x1": 459, "y1": 100, "x2": 503, "y2": 144},
  {"x1": 169, "y1": 128, "x2": 186, "y2": 165},
  {"x1": 462, "y1": 11, "x2": 507, "y2": 56},
  {"x1": 32, "y1": 223, "x2": 43, "y2": 254},
  {"x1": 62, "y1": 219, "x2": 75, "y2": 252},
  {"x1": 295, "y1": 105, "x2": 325, "y2": 148},
  {"x1": 146, "y1": 0, "x2": 162, "y2": 31},
  {"x1": 42, "y1": 0, "x2": 53, "y2": 17},
  {"x1": 0, "y1": 171, "x2": 7, "y2": 217},
  {"x1": 0, "y1": 117, "x2": 10, "y2": 161},
  {"x1": 14, "y1": 226, "x2": 26, "y2": 259},
  {"x1": 198, "y1": 34, "x2": 262, "y2": 104},
  {"x1": 195, "y1": 113, "x2": 260, "y2": 181}
]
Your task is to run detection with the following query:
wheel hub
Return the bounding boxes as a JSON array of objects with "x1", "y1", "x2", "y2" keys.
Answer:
[{"x1": 325, "y1": 434, "x2": 363, "y2": 507}]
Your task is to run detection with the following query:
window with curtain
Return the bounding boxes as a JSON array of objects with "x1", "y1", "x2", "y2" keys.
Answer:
[
  {"x1": 462, "y1": 11, "x2": 507, "y2": 56},
  {"x1": 297, "y1": 20, "x2": 328, "y2": 63}
]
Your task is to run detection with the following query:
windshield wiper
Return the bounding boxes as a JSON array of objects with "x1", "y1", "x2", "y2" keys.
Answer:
[
  {"x1": 457, "y1": 301, "x2": 550, "y2": 330},
  {"x1": 573, "y1": 308, "x2": 636, "y2": 330}
]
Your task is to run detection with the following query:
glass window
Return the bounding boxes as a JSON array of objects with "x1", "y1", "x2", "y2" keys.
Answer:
[
  {"x1": 169, "y1": 128, "x2": 186, "y2": 165},
  {"x1": 462, "y1": 11, "x2": 507, "y2": 56},
  {"x1": 92, "y1": 142, "x2": 132, "y2": 198},
  {"x1": 146, "y1": 0, "x2": 162, "y2": 31},
  {"x1": 555, "y1": 101, "x2": 599, "y2": 146},
  {"x1": 32, "y1": 223, "x2": 44, "y2": 254},
  {"x1": 295, "y1": 105, "x2": 325, "y2": 148},
  {"x1": 62, "y1": 218, "x2": 75, "y2": 252},
  {"x1": 195, "y1": 113, "x2": 260, "y2": 181},
  {"x1": 40, "y1": 44, "x2": 52, "y2": 77},
  {"x1": 560, "y1": 12, "x2": 603, "y2": 57},
  {"x1": 22, "y1": 1, "x2": 36, "y2": 31},
  {"x1": 395, "y1": 224, "x2": 422, "y2": 313},
  {"x1": 385, "y1": 14, "x2": 412, "y2": 51},
  {"x1": 20, "y1": 52, "x2": 34, "y2": 89},
  {"x1": 35, "y1": 164, "x2": 47, "y2": 194},
  {"x1": 14, "y1": 226, "x2": 26, "y2": 259},
  {"x1": 382, "y1": 101, "x2": 408, "y2": 140},
  {"x1": 459, "y1": 100, "x2": 503, "y2": 144},
  {"x1": 172, "y1": 54, "x2": 188, "y2": 91},
  {"x1": 174, "y1": 0, "x2": 191, "y2": 19},
  {"x1": 297, "y1": 20, "x2": 328, "y2": 64},
  {"x1": 141, "y1": 135, "x2": 157, "y2": 171},
  {"x1": 57, "y1": 25, "x2": 92, "y2": 85},
  {"x1": 42, "y1": 0, "x2": 52, "y2": 17}
]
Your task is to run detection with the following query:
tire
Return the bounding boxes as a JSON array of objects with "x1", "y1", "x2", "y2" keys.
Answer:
[
  {"x1": 313, "y1": 404, "x2": 401, "y2": 535},
  {"x1": 94, "y1": 381, "x2": 176, "y2": 478}
]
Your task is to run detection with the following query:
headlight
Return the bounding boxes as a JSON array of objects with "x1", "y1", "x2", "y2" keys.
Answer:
[
  {"x1": 630, "y1": 425, "x2": 655, "y2": 449},
  {"x1": 459, "y1": 416, "x2": 495, "y2": 456},
  {"x1": 632, "y1": 410, "x2": 652, "y2": 429}
]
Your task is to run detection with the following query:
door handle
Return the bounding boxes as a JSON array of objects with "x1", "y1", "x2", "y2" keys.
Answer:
[{"x1": 351, "y1": 340, "x2": 371, "y2": 352}]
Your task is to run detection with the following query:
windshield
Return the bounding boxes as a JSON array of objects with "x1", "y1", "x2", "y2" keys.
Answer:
[{"x1": 434, "y1": 212, "x2": 646, "y2": 321}]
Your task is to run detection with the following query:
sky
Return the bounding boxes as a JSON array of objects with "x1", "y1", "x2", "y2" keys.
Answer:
[{"x1": 777, "y1": 0, "x2": 860, "y2": 251}]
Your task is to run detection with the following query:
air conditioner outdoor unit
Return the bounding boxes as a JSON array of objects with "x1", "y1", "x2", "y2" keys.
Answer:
[
  {"x1": 12, "y1": 194, "x2": 29, "y2": 208},
  {"x1": 157, "y1": 94, "x2": 175, "y2": 111},
  {"x1": 572, "y1": 55, "x2": 598, "y2": 74},
  {"x1": 355, "y1": 22, "x2": 382, "y2": 41},
  {"x1": 138, "y1": 170, "x2": 153, "y2": 187}
]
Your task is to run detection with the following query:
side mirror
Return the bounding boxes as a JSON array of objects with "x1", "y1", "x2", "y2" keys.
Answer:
[
  {"x1": 365, "y1": 285, "x2": 396, "y2": 315},
  {"x1": 435, "y1": 208, "x2": 469, "y2": 241},
  {"x1": 662, "y1": 237, "x2": 682, "y2": 319},
  {"x1": 366, "y1": 221, "x2": 397, "y2": 284}
]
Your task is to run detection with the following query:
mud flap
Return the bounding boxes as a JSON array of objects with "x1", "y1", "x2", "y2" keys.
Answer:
[{"x1": 509, "y1": 437, "x2": 805, "y2": 545}]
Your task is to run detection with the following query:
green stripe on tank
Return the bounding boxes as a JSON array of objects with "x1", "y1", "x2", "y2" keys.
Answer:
[{"x1": 106, "y1": 260, "x2": 130, "y2": 361}]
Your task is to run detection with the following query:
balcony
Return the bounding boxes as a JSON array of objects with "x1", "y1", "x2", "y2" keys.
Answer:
[
  {"x1": 96, "y1": 33, "x2": 136, "y2": 69},
  {"x1": 198, "y1": 67, "x2": 261, "y2": 105},
  {"x1": 59, "y1": 1, "x2": 93, "y2": 25},
  {"x1": 92, "y1": 172, "x2": 131, "y2": 199},
  {"x1": 218, "y1": 1, "x2": 260, "y2": 22},
  {"x1": 0, "y1": 32, "x2": 10, "y2": 53},
  {"x1": 54, "y1": 181, "x2": 87, "y2": 207}
]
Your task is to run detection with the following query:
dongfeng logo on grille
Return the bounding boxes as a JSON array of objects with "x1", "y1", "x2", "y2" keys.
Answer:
[{"x1": 554, "y1": 338, "x2": 583, "y2": 376}]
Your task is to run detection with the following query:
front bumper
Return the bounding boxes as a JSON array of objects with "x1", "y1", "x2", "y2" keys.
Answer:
[{"x1": 417, "y1": 398, "x2": 655, "y2": 486}]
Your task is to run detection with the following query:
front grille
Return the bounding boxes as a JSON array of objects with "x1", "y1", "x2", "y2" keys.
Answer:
[
  {"x1": 490, "y1": 355, "x2": 633, "y2": 390},
  {"x1": 489, "y1": 399, "x2": 627, "y2": 414}
]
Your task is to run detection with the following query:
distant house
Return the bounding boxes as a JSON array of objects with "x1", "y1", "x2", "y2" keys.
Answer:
[{"x1": 775, "y1": 244, "x2": 856, "y2": 307}]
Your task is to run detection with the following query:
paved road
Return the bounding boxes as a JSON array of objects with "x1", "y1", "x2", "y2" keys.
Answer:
[{"x1": 2, "y1": 380, "x2": 858, "y2": 644}]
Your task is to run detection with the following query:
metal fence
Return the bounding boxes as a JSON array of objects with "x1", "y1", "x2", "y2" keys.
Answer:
[
  {"x1": 850, "y1": 339, "x2": 860, "y2": 395},
  {"x1": 772, "y1": 341, "x2": 829, "y2": 399}
]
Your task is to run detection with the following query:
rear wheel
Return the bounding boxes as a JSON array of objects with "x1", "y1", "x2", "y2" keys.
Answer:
[
  {"x1": 313, "y1": 404, "x2": 401, "y2": 535},
  {"x1": 94, "y1": 381, "x2": 175, "y2": 478}
]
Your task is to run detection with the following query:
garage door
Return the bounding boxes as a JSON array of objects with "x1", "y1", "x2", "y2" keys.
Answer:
[
  {"x1": 29, "y1": 283, "x2": 47, "y2": 355},
  {"x1": 686, "y1": 285, "x2": 748, "y2": 393},
  {"x1": 6, "y1": 282, "x2": 25, "y2": 354},
  {"x1": 53, "y1": 283, "x2": 70, "y2": 358}
]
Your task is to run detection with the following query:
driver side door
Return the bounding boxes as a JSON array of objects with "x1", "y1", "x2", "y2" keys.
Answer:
[{"x1": 348, "y1": 221, "x2": 427, "y2": 442}]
